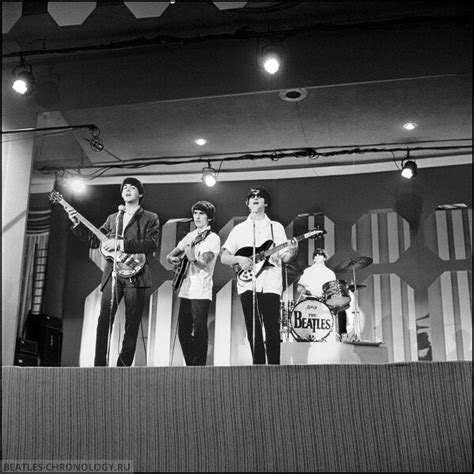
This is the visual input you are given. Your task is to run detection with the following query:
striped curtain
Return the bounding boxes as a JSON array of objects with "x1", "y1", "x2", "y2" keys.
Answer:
[{"x1": 18, "y1": 210, "x2": 51, "y2": 336}]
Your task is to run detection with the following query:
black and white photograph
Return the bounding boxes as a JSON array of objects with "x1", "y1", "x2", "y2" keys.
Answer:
[{"x1": 2, "y1": 1, "x2": 472, "y2": 472}]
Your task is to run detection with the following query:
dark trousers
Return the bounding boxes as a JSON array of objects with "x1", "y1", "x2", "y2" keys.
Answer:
[
  {"x1": 95, "y1": 277, "x2": 146, "y2": 367},
  {"x1": 239, "y1": 291, "x2": 281, "y2": 365},
  {"x1": 178, "y1": 298, "x2": 211, "y2": 366}
]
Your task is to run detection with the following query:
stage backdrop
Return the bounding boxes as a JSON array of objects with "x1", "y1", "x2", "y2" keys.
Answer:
[{"x1": 32, "y1": 165, "x2": 472, "y2": 366}]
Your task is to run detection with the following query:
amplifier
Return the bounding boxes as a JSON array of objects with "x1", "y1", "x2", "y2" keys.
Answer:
[
  {"x1": 26, "y1": 313, "x2": 62, "y2": 332},
  {"x1": 16, "y1": 337, "x2": 38, "y2": 355},
  {"x1": 14, "y1": 353, "x2": 39, "y2": 367}
]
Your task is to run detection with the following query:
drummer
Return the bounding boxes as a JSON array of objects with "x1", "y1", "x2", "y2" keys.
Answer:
[
  {"x1": 297, "y1": 248, "x2": 335, "y2": 298},
  {"x1": 297, "y1": 248, "x2": 348, "y2": 339}
]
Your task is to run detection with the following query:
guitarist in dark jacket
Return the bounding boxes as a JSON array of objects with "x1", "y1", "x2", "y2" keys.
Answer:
[
  {"x1": 166, "y1": 201, "x2": 220, "y2": 365},
  {"x1": 221, "y1": 186, "x2": 298, "y2": 365},
  {"x1": 67, "y1": 177, "x2": 160, "y2": 366}
]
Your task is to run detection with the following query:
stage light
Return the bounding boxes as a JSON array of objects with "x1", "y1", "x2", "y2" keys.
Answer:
[
  {"x1": 69, "y1": 176, "x2": 87, "y2": 193},
  {"x1": 12, "y1": 57, "x2": 36, "y2": 96},
  {"x1": 89, "y1": 126, "x2": 104, "y2": 152},
  {"x1": 202, "y1": 166, "x2": 217, "y2": 187},
  {"x1": 260, "y1": 44, "x2": 283, "y2": 75},
  {"x1": 403, "y1": 122, "x2": 417, "y2": 131},
  {"x1": 401, "y1": 160, "x2": 417, "y2": 179}
]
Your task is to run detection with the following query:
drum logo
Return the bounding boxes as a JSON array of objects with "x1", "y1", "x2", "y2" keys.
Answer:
[{"x1": 293, "y1": 310, "x2": 332, "y2": 331}]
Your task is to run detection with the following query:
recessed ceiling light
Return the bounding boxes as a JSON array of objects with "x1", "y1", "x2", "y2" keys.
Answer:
[
  {"x1": 194, "y1": 138, "x2": 207, "y2": 146},
  {"x1": 402, "y1": 122, "x2": 417, "y2": 131},
  {"x1": 279, "y1": 88, "x2": 308, "y2": 102}
]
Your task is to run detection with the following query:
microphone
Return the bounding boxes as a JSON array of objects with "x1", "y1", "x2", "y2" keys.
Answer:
[{"x1": 116, "y1": 205, "x2": 126, "y2": 222}]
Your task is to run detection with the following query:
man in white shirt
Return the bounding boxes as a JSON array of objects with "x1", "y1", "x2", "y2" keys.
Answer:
[
  {"x1": 221, "y1": 186, "x2": 298, "y2": 364},
  {"x1": 297, "y1": 248, "x2": 348, "y2": 338},
  {"x1": 297, "y1": 249, "x2": 335, "y2": 298},
  {"x1": 166, "y1": 201, "x2": 220, "y2": 366}
]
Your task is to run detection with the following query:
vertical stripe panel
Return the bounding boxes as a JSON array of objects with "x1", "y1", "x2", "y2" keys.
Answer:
[
  {"x1": 403, "y1": 218, "x2": 410, "y2": 251},
  {"x1": 80, "y1": 287, "x2": 101, "y2": 367},
  {"x1": 440, "y1": 273, "x2": 456, "y2": 361},
  {"x1": 390, "y1": 275, "x2": 404, "y2": 362},
  {"x1": 214, "y1": 280, "x2": 233, "y2": 366},
  {"x1": 407, "y1": 286, "x2": 417, "y2": 361},
  {"x1": 147, "y1": 293, "x2": 157, "y2": 365},
  {"x1": 308, "y1": 215, "x2": 315, "y2": 264},
  {"x1": 456, "y1": 271, "x2": 472, "y2": 361},
  {"x1": 435, "y1": 211, "x2": 450, "y2": 260},
  {"x1": 371, "y1": 213, "x2": 380, "y2": 263},
  {"x1": 468, "y1": 209, "x2": 472, "y2": 251},
  {"x1": 351, "y1": 221, "x2": 357, "y2": 253},
  {"x1": 373, "y1": 275, "x2": 383, "y2": 343},
  {"x1": 387, "y1": 212, "x2": 399, "y2": 262},
  {"x1": 152, "y1": 281, "x2": 175, "y2": 366},
  {"x1": 452, "y1": 210, "x2": 466, "y2": 259},
  {"x1": 325, "y1": 217, "x2": 335, "y2": 258}
]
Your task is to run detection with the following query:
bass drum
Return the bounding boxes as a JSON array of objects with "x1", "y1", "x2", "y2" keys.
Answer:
[{"x1": 290, "y1": 298, "x2": 334, "y2": 342}]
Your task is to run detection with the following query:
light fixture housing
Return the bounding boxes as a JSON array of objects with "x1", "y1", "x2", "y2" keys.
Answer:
[
  {"x1": 12, "y1": 60, "x2": 36, "y2": 96},
  {"x1": 202, "y1": 167, "x2": 217, "y2": 187},
  {"x1": 401, "y1": 160, "x2": 418, "y2": 179}
]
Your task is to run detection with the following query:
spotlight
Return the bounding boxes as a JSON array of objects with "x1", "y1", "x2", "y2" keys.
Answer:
[
  {"x1": 403, "y1": 122, "x2": 417, "y2": 131},
  {"x1": 260, "y1": 44, "x2": 284, "y2": 75},
  {"x1": 401, "y1": 160, "x2": 417, "y2": 179},
  {"x1": 12, "y1": 57, "x2": 36, "y2": 96},
  {"x1": 69, "y1": 176, "x2": 87, "y2": 193},
  {"x1": 202, "y1": 166, "x2": 217, "y2": 187}
]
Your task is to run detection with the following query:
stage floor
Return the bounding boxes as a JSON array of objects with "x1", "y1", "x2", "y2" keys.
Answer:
[{"x1": 280, "y1": 340, "x2": 388, "y2": 364}]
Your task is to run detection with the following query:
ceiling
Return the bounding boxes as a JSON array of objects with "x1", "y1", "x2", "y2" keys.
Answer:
[{"x1": 2, "y1": 1, "x2": 473, "y2": 190}]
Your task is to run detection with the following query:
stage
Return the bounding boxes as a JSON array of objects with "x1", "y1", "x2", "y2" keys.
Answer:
[{"x1": 2, "y1": 362, "x2": 471, "y2": 472}]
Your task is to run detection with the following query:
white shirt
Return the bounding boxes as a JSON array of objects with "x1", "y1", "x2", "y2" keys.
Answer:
[
  {"x1": 298, "y1": 263, "x2": 336, "y2": 298},
  {"x1": 177, "y1": 227, "x2": 221, "y2": 300},
  {"x1": 222, "y1": 214, "x2": 288, "y2": 295}
]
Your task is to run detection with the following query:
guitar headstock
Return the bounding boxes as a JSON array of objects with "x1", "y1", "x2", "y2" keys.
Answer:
[
  {"x1": 49, "y1": 190, "x2": 63, "y2": 203},
  {"x1": 308, "y1": 227, "x2": 327, "y2": 238}
]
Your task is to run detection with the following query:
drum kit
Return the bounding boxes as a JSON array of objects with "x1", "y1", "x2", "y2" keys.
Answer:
[{"x1": 281, "y1": 256, "x2": 373, "y2": 343}]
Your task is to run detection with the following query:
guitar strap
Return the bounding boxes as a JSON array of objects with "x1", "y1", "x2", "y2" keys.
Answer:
[{"x1": 192, "y1": 228, "x2": 211, "y2": 247}]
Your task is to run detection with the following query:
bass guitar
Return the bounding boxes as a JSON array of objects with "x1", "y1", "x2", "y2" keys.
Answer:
[
  {"x1": 234, "y1": 228, "x2": 326, "y2": 282},
  {"x1": 172, "y1": 229, "x2": 211, "y2": 292},
  {"x1": 49, "y1": 190, "x2": 146, "y2": 278}
]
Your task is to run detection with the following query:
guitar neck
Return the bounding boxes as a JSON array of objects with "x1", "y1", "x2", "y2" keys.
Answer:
[
  {"x1": 259, "y1": 230, "x2": 321, "y2": 262},
  {"x1": 58, "y1": 199, "x2": 108, "y2": 243}
]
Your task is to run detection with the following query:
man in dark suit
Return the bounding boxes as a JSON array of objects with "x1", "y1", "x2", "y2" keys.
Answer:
[{"x1": 67, "y1": 177, "x2": 160, "y2": 366}]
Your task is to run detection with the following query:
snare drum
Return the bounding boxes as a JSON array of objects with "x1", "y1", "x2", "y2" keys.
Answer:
[
  {"x1": 290, "y1": 298, "x2": 334, "y2": 342},
  {"x1": 322, "y1": 280, "x2": 351, "y2": 311}
]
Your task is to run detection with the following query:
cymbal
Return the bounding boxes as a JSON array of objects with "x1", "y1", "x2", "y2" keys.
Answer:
[
  {"x1": 334, "y1": 256, "x2": 373, "y2": 273},
  {"x1": 348, "y1": 284, "x2": 367, "y2": 291}
]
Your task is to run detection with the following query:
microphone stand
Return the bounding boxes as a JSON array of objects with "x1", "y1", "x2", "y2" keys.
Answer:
[
  {"x1": 106, "y1": 209, "x2": 122, "y2": 366},
  {"x1": 251, "y1": 213, "x2": 257, "y2": 364}
]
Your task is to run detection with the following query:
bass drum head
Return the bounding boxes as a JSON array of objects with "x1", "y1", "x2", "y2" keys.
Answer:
[{"x1": 290, "y1": 298, "x2": 334, "y2": 342}]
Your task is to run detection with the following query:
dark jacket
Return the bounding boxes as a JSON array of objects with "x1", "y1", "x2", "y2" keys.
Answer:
[{"x1": 72, "y1": 206, "x2": 160, "y2": 289}]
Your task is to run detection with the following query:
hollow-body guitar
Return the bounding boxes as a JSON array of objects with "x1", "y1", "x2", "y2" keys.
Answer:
[{"x1": 49, "y1": 190, "x2": 146, "y2": 278}]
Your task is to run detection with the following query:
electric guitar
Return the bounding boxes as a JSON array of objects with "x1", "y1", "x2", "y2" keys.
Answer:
[
  {"x1": 172, "y1": 229, "x2": 211, "y2": 292},
  {"x1": 49, "y1": 190, "x2": 146, "y2": 278},
  {"x1": 234, "y1": 228, "x2": 326, "y2": 282}
]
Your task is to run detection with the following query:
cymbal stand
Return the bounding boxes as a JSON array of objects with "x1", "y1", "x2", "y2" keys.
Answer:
[{"x1": 351, "y1": 266, "x2": 361, "y2": 342}]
